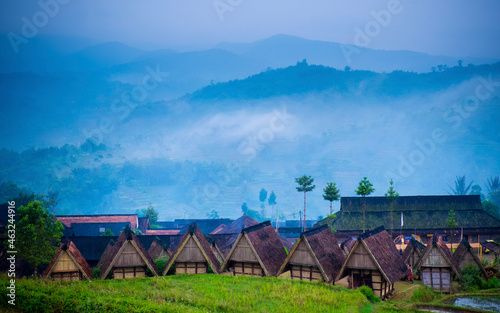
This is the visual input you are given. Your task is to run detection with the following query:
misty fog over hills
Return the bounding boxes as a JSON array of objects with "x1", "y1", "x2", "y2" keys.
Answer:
[{"x1": 1, "y1": 34, "x2": 499, "y2": 220}]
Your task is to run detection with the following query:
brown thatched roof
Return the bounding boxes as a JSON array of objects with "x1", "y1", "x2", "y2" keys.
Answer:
[
  {"x1": 453, "y1": 238, "x2": 487, "y2": 276},
  {"x1": 56, "y1": 214, "x2": 138, "y2": 228},
  {"x1": 218, "y1": 214, "x2": 258, "y2": 234},
  {"x1": 98, "y1": 225, "x2": 158, "y2": 279},
  {"x1": 221, "y1": 221, "x2": 288, "y2": 276},
  {"x1": 148, "y1": 237, "x2": 170, "y2": 260},
  {"x1": 210, "y1": 224, "x2": 226, "y2": 234},
  {"x1": 42, "y1": 239, "x2": 92, "y2": 280},
  {"x1": 402, "y1": 237, "x2": 425, "y2": 265},
  {"x1": 277, "y1": 225, "x2": 346, "y2": 283},
  {"x1": 415, "y1": 235, "x2": 461, "y2": 278},
  {"x1": 96, "y1": 239, "x2": 115, "y2": 269},
  {"x1": 340, "y1": 237, "x2": 356, "y2": 256},
  {"x1": 337, "y1": 226, "x2": 407, "y2": 284},
  {"x1": 163, "y1": 223, "x2": 221, "y2": 275},
  {"x1": 318, "y1": 195, "x2": 500, "y2": 231}
]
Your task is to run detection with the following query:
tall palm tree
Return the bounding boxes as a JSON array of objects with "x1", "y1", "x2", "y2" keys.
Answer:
[
  {"x1": 448, "y1": 176, "x2": 473, "y2": 195},
  {"x1": 295, "y1": 175, "x2": 315, "y2": 231},
  {"x1": 355, "y1": 177, "x2": 375, "y2": 233},
  {"x1": 384, "y1": 179, "x2": 399, "y2": 236},
  {"x1": 323, "y1": 182, "x2": 340, "y2": 215}
]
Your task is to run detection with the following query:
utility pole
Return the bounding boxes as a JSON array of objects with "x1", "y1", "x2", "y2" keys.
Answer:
[{"x1": 299, "y1": 210, "x2": 303, "y2": 229}]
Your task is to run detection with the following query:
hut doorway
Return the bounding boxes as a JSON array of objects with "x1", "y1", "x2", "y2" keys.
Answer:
[
  {"x1": 422, "y1": 267, "x2": 451, "y2": 292},
  {"x1": 351, "y1": 270, "x2": 373, "y2": 289}
]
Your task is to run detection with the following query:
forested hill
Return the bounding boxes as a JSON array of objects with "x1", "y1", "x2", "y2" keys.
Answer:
[{"x1": 188, "y1": 61, "x2": 500, "y2": 101}]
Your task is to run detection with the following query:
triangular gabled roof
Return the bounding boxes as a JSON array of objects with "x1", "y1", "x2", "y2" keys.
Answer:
[
  {"x1": 96, "y1": 239, "x2": 116, "y2": 269},
  {"x1": 336, "y1": 226, "x2": 407, "y2": 284},
  {"x1": 415, "y1": 235, "x2": 461, "y2": 278},
  {"x1": 210, "y1": 224, "x2": 226, "y2": 234},
  {"x1": 162, "y1": 223, "x2": 221, "y2": 275},
  {"x1": 98, "y1": 225, "x2": 158, "y2": 279},
  {"x1": 148, "y1": 237, "x2": 170, "y2": 260},
  {"x1": 340, "y1": 237, "x2": 356, "y2": 256},
  {"x1": 220, "y1": 221, "x2": 288, "y2": 276},
  {"x1": 402, "y1": 237, "x2": 426, "y2": 265},
  {"x1": 277, "y1": 225, "x2": 346, "y2": 283},
  {"x1": 453, "y1": 238, "x2": 487, "y2": 277},
  {"x1": 42, "y1": 239, "x2": 92, "y2": 281},
  {"x1": 218, "y1": 214, "x2": 258, "y2": 234}
]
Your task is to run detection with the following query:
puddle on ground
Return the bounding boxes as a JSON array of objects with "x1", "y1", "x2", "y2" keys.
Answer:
[{"x1": 453, "y1": 296, "x2": 500, "y2": 312}]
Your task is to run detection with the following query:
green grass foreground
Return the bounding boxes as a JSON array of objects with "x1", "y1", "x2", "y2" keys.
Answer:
[{"x1": 0, "y1": 274, "x2": 417, "y2": 313}]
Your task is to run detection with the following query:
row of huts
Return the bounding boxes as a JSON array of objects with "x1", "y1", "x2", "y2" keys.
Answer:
[{"x1": 42, "y1": 217, "x2": 487, "y2": 299}]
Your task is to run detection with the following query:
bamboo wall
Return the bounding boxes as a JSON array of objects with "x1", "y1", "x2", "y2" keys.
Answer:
[
  {"x1": 176, "y1": 237, "x2": 206, "y2": 262},
  {"x1": 175, "y1": 262, "x2": 208, "y2": 274},
  {"x1": 290, "y1": 265, "x2": 323, "y2": 282},
  {"x1": 51, "y1": 251, "x2": 82, "y2": 281},
  {"x1": 422, "y1": 267, "x2": 451, "y2": 292},
  {"x1": 346, "y1": 243, "x2": 377, "y2": 269},
  {"x1": 422, "y1": 247, "x2": 446, "y2": 267},
  {"x1": 231, "y1": 236, "x2": 258, "y2": 262},
  {"x1": 232, "y1": 262, "x2": 263, "y2": 276}
]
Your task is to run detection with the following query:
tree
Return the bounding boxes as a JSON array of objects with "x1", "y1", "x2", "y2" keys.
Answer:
[
  {"x1": 446, "y1": 210, "x2": 459, "y2": 251},
  {"x1": 482, "y1": 200, "x2": 500, "y2": 219},
  {"x1": 241, "y1": 202, "x2": 264, "y2": 222},
  {"x1": 449, "y1": 175, "x2": 473, "y2": 195},
  {"x1": 295, "y1": 175, "x2": 316, "y2": 231},
  {"x1": 486, "y1": 176, "x2": 500, "y2": 194},
  {"x1": 259, "y1": 188, "x2": 268, "y2": 218},
  {"x1": 15, "y1": 201, "x2": 64, "y2": 275},
  {"x1": 206, "y1": 210, "x2": 219, "y2": 219},
  {"x1": 322, "y1": 182, "x2": 340, "y2": 215},
  {"x1": 355, "y1": 177, "x2": 375, "y2": 233},
  {"x1": 471, "y1": 184, "x2": 485, "y2": 200},
  {"x1": 268, "y1": 191, "x2": 277, "y2": 211},
  {"x1": 144, "y1": 205, "x2": 159, "y2": 226},
  {"x1": 384, "y1": 179, "x2": 399, "y2": 235},
  {"x1": 101, "y1": 228, "x2": 115, "y2": 236}
]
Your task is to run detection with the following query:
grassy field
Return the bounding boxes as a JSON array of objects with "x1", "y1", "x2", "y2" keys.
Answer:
[{"x1": 0, "y1": 274, "x2": 419, "y2": 313}]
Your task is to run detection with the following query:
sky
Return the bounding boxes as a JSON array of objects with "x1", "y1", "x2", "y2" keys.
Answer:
[{"x1": 1, "y1": 0, "x2": 500, "y2": 58}]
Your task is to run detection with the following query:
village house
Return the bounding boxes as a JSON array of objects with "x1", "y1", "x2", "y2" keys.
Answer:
[{"x1": 42, "y1": 239, "x2": 92, "y2": 281}]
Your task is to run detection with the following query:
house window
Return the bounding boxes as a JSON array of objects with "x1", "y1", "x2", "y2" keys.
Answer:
[{"x1": 99, "y1": 227, "x2": 105, "y2": 233}]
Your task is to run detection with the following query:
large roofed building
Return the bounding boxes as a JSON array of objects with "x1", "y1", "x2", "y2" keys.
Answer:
[{"x1": 317, "y1": 195, "x2": 500, "y2": 244}]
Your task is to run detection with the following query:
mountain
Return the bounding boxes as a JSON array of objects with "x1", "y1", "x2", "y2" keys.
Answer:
[{"x1": 216, "y1": 34, "x2": 498, "y2": 73}]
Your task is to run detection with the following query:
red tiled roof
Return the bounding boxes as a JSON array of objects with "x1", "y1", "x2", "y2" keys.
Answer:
[
  {"x1": 146, "y1": 229, "x2": 181, "y2": 235},
  {"x1": 56, "y1": 214, "x2": 138, "y2": 228}
]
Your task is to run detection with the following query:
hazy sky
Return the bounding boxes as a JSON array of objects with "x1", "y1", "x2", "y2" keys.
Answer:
[{"x1": 1, "y1": 0, "x2": 500, "y2": 58}]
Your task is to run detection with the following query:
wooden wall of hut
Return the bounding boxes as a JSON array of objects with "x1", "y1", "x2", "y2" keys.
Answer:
[
  {"x1": 288, "y1": 241, "x2": 323, "y2": 282},
  {"x1": 113, "y1": 241, "x2": 147, "y2": 279},
  {"x1": 50, "y1": 251, "x2": 82, "y2": 281},
  {"x1": 174, "y1": 237, "x2": 208, "y2": 274}
]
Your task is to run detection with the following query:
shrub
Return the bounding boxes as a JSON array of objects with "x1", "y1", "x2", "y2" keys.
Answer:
[
  {"x1": 484, "y1": 264, "x2": 499, "y2": 279},
  {"x1": 460, "y1": 264, "x2": 482, "y2": 292},
  {"x1": 155, "y1": 257, "x2": 169, "y2": 275},
  {"x1": 481, "y1": 276, "x2": 500, "y2": 289},
  {"x1": 92, "y1": 267, "x2": 100, "y2": 279},
  {"x1": 357, "y1": 286, "x2": 381, "y2": 303},
  {"x1": 411, "y1": 285, "x2": 435, "y2": 303}
]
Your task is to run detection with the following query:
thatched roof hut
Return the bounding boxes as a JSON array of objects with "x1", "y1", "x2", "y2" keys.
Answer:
[
  {"x1": 163, "y1": 223, "x2": 220, "y2": 275},
  {"x1": 42, "y1": 239, "x2": 92, "y2": 281},
  {"x1": 217, "y1": 214, "x2": 258, "y2": 234},
  {"x1": 98, "y1": 226, "x2": 158, "y2": 279},
  {"x1": 336, "y1": 226, "x2": 407, "y2": 299},
  {"x1": 277, "y1": 225, "x2": 346, "y2": 283},
  {"x1": 415, "y1": 235, "x2": 461, "y2": 292},
  {"x1": 317, "y1": 195, "x2": 500, "y2": 236},
  {"x1": 453, "y1": 238, "x2": 487, "y2": 277},
  {"x1": 148, "y1": 237, "x2": 170, "y2": 260},
  {"x1": 220, "y1": 221, "x2": 288, "y2": 277},
  {"x1": 402, "y1": 237, "x2": 426, "y2": 268},
  {"x1": 340, "y1": 237, "x2": 356, "y2": 257}
]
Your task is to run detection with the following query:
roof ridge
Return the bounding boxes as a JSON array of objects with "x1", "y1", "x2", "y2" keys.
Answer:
[
  {"x1": 359, "y1": 225, "x2": 385, "y2": 240},
  {"x1": 243, "y1": 221, "x2": 272, "y2": 233},
  {"x1": 302, "y1": 224, "x2": 329, "y2": 237}
]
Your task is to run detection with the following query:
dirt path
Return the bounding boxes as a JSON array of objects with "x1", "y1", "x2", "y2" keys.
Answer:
[{"x1": 391, "y1": 281, "x2": 421, "y2": 302}]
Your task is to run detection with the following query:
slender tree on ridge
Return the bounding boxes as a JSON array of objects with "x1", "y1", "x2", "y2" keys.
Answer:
[
  {"x1": 295, "y1": 175, "x2": 315, "y2": 232},
  {"x1": 355, "y1": 177, "x2": 375, "y2": 233},
  {"x1": 323, "y1": 182, "x2": 340, "y2": 215}
]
